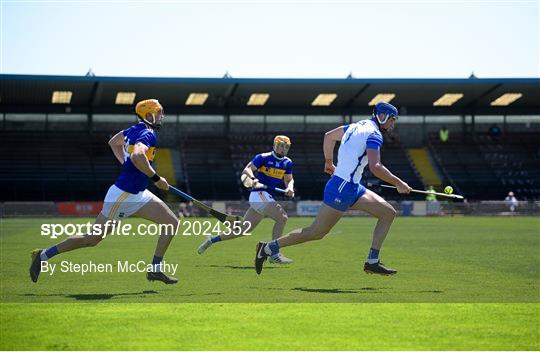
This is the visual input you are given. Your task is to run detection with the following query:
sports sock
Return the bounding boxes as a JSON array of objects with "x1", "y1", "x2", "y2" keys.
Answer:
[
  {"x1": 367, "y1": 247, "x2": 380, "y2": 264},
  {"x1": 151, "y1": 255, "x2": 163, "y2": 272},
  {"x1": 40, "y1": 246, "x2": 59, "y2": 261},
  {"x1": 210, "y1": 236, "x2": 222, "y2": 244},
  {"x1": 265, "y1": 240, "x2": 280, "y2": 256}
]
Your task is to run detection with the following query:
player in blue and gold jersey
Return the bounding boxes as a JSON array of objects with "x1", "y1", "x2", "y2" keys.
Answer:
[
  {"x1": 30, "y1": 99, "x2": 179, "y2": 284},
  {"x1": 197, "y1": 135, "x2": 295, "y2": 264}
]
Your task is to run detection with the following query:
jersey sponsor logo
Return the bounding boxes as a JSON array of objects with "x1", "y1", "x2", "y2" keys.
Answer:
[
  {"x1": 126, "y1": 145, "x2": 156, "y2": 161},
  {"x1": 257, "y1": 166, "x2": 286, "y2": 179}
]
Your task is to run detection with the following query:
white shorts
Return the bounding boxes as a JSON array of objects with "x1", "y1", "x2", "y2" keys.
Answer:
[
  {"x1": 249, "y1": 191, "x2": 275, "y2": 214},
  {"x1": 101, "y1": 185, "x2": 157, "y2": 220}
]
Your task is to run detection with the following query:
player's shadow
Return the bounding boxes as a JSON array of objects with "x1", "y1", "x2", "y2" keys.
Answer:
[
  {"x1": 292, "y1": 287, "x2": 443, "y2": 295},
  {"x1": 197, "y1": 264, "x2": 281, "y2": 270},
  {"x1": 21, "y1": 290, "x2": 159, "y2": 301},
  {"x1": 67, "y1": 290, "x2": 159, "y2": 300},
  {"x1": 292, "y1": 287, "x2": 386, "y2": 294}
]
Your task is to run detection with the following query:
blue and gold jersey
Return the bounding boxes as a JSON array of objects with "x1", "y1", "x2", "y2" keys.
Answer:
[
  {"x1": 114, "y1": 123, "x2": 156, "y2": 194},
  {"x1": 251, "y1": 152, "x2": 293, "y2": 196}
]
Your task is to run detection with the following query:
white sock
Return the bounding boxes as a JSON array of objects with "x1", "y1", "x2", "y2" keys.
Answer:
[{"x1": 367, "y1": 258, "x2": 379, "y2": 264}]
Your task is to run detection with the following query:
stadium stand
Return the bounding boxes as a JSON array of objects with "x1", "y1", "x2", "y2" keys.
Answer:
[
  {"x1": 428, "y1": 132, "x2": 540, "y2": 200},
  {"x1": 1, "y1": 128, "x2": 539, "y2": 201},
  {"x1": 0, "y1": 130, "x2": 120, "y2": 201},
  {"x1": 1, "y1": 75, "x2": 539, "y2": 202},
  {"x1": 0, "y1": 128, "x2": 426, "y2": 201},
  {"x1": 407, "y1": 147, "x2": 443, "y2": 188},
  {"x1": 475, "y1": 133, "x2": 540, "y2": 200},
  {"x1": 179, "y1": 134, "x2": 238, "y2": 200}
]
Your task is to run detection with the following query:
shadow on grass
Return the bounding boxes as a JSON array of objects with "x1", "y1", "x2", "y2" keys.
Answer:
[
  {"x1": 291, "y1": 287, "x2": 444, "y2": 295},
  {"x1": 292, "y1": 287, "x2": 386, "y2": 294},
  {"x1": 196, "y1": 264, "x2": 283, "y2": 270},
  {"x1": 20, "y1": 290, "x2": 159, "y2": 301}
]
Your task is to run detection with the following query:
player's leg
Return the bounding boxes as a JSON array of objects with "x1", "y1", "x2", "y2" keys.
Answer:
[
  {"x1": 255, "y1": 204, "x2": 341, "y2": 267},
  {"x1": 55, "y1": 213, "x2": 111, "y2": 252},
  {"x1": 133, "y1": 193, "x2": 179, "y2": 284},
  {"x1": 261, "y1": 202, "x2": 288, "y2": 240},
  {"x1": 48, "y1": 183, "x2": 130, "y2": 254},
  {"x1": 247, "y1": 190, "x2": 294, "y2": 263},
  {"x1": 272, "y1": 203, "x2": 343, "y2": 248},
  {"x1": 255, "y1": 176, "x2": 350, "y2": 274},
  {"x1": 29, "y1": 213, "x2": 112, "y2": 283},
  {"x1": 222, "y1": 207, "x2": 264, "y2": 240},
  {"x1": 197, "y1": 207, "x2": 264, "y2": 254},
  {"x1": 260, "y1": 202, "x2": 294, "y2": 263},
  {"x1": 350, "y1": 189, "x2": 397, "y2": 249},
  {"x1": 350, "y1": 189, "x2": 398, "y2": 275},
  {"x1": 249, "y1": 190, "x2": 290, "y2": 241},
  {"x1": 198, "y1": 190, "x2": 270, "y2": 254},
  {"x1": 255, "y1": 204, "x2": 343, "y2": 273}
]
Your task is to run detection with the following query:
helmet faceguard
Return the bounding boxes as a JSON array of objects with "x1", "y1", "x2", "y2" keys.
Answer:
[
  {"x1": 273, "y1": 135, "x2": 291, "y2": 158},
  {"x1": 372, "y1": 102, "x2": 398, "y2": 132},
  {"x1": 135, "y1": 99, "x2": 165, "y2": 130}
]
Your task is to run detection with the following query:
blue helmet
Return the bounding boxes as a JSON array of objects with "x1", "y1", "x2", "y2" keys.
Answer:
[{"x1": 373, "y1": 102, "x2": 398, "y2": 124}]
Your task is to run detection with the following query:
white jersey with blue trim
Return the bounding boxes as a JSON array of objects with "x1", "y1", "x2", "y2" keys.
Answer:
[{"x1": 333, "y1": 118, "x2": 383, "y2": 184}]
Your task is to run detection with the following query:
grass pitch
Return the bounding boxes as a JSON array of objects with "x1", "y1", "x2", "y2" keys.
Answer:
[{"x1": 1, "y1": 216, "x2": 539, "y2": 350}]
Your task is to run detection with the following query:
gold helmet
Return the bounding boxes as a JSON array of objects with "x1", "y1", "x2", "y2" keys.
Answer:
[
  {"x1": 135, "y1": 99, "x2": 164, "y2": 130},
  {"x1": 273, "y1": 135, "x2": 291, "y2": 157}
]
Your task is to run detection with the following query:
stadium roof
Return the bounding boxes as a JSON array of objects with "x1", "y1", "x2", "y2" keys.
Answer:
[{"x1": 1, "y1": 74, "x2": 539, "y2": 115}]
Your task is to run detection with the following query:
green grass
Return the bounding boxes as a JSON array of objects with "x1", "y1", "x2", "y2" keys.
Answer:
[
  {"x1": 1, "y1": 303, "x2": 537, "y2": 350},
  {"x1": 1, "y1": 216, "x2": 539, "y2": 350}
]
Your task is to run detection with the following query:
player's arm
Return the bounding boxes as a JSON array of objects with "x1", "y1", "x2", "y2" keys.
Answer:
[
  {"x1": 283, "y1": 174, "x2": 295, "y2": 198},
  {"x1": 130, "y1": 143, "x2": 169, "y2": 190},
  {"x1": 108, "y1": 131, "x2": 126, "y2": 165},
  {"x1": 242, "y1": 162, "x2": 259, "y2": 181},
  {"x1": 367, "y1": 149, "x2": 411, "y2": 194},
  {"x1": 323, "y1": 126, "x2": 345, "y2": 175}
]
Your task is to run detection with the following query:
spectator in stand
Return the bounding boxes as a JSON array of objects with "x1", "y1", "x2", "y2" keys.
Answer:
[
  {"x1": 504, "y1": 191, "x2": 518, "y2": 212},
  {"x1": 426, "y1": 186, "x2": 440, "y2": 215},
  {"x1": 489, "y1": 124, "x2": 502, "y2": 138},
  {"x1": 178, "y1": 203, "x2": 187, "y2": 218},
  {"x1": 185, "y1": 201, "x2": 193, "y2": 217},
  {"x1": 426, "y1": 185, "x2": 437, "y2": 202},
  {"x1": 439, "y1": 126, "x2": 449, "y2": 143},
  {"x1": 178, "y1": 201, "x2": 193, "y2": 218}
]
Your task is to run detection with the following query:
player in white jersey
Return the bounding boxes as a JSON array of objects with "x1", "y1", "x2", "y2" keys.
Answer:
[{"x1": 254, "y1": 102, "x2": 412, "y2": 276}]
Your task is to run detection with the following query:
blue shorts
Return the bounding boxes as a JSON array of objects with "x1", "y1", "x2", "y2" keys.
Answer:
[{"x1": 323, "y1": 175, "x2": 367, "y2": 212}]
